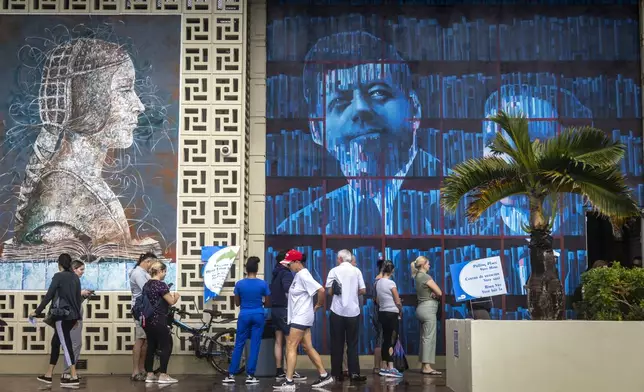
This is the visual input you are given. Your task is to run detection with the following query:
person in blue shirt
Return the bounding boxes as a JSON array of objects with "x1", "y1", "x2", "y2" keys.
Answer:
[{"x1": 223, "y1": 256, "x2": 271, "y2": 385}]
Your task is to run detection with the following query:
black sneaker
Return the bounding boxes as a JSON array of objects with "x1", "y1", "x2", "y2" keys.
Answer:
[
  {"x1": 275, "y1": 371, "x2": 286, "y2": 382},
  {"x1": 350, "y1": 374, "x2": 367, "y2": 382},
  {"x1": 293, "y1": 372, "x2": 307, "y2": 381},
  {"x1": 61, "y1": 377, "x2": 80, "y2": 387},
  {"x1": 311, "y1": 374, "x2": 334, "y2": 388},
  {"x1": 37, "y1": 375, "x2": 52, "y2": 384},
  {"x1": 273, "y1": 380, "x2": 296, "y2": 390},
  {"x1": 246, "y1": 376, "x2": 259, "y2": 384}
]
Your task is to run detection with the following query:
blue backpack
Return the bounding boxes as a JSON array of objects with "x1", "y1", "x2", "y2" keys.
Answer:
[{"x1": 132, "y1": 287, "x2": 157, "y2": 326}]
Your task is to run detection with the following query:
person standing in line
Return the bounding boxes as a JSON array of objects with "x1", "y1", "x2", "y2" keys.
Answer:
[
  {"x1": 142, "y1": 260, "x2": 180, "y2": 384},
  {"x1": 326, "y1": 249, "x2": 367, "y2": 382},
  {"x1": 372, "y1": 258, "x2": 385, "y2": 374},
  {"x1": 342, "y1": 254, "x2": 364, "y2": 377},
  {"x1": 411, "y1": 256, "x2": 442, "y2": 376},
  {"x1": 61, "y1": 260, "x2": 93, "y2": 381},
  {"x1": 31, "y1": 253, "x2": 82, "y2": 387},
  {"x1": 129, "y1": 252, "x2": 157, "y2": 381},
  {"x1": 223, "y1": 257, "x2": 271, "y2": 385},
  {"x1": 375, "y1": 260, "x2": 403, "y2": 378},
  {"x1": 273, "y1": 249, "x2": 333, "y2": 390},
  {"x1": 270, "y1": 250, "x2": 306, "y2": 382}
]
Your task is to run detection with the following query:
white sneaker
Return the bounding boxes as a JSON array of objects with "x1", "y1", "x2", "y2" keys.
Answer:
[
  {"x1": 145, "y1": 374, "x2": 158, "y2": 383},
  {"x1": 222, "y1": 375, "x2": 235, "y2": 384},
  {"x1": 245, "y1": 376, "x2": 259, "y2": 384},
  {"x1": 157, "y1": 376, "x2": 178, "y2": 384}
]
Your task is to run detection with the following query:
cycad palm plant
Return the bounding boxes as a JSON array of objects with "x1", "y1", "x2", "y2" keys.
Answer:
[{"x1": 441, "y1": 111, "x2": 641, "y2": 320}]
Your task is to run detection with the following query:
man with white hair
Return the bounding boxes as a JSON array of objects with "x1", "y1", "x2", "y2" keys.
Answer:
[{"x1": 325, "y1": 249, "x2": 367, "y2": 382}]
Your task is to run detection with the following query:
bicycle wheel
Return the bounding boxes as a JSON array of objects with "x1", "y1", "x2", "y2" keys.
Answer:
[{"x1": 207, "y1": 329, "x2": 246, "y2": 375}]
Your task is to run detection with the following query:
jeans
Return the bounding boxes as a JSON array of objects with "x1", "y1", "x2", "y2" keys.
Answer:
[
  {"x1": 329, "y1": 311, "x2": 359, "y2": 377},
  {"x1": 51, "y1": 320, "x2": 77, "y2": 366},
  {"x1": 144, "y1": 321, "x2": 173, "y2": 373},
  {"x1": 229, "y1": 312, "x2": 265, "y2": 376},
  {"x1": 416, "y1": 300, "x2": 438, "y2": 364},
  {"x1": 378, "y1": 311, "x2": 399, "y2": 363}
]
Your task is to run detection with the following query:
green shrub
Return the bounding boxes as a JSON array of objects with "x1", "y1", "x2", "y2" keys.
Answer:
[{"x1": 579, "y1": 263, "x2": 644, "y2": 321}]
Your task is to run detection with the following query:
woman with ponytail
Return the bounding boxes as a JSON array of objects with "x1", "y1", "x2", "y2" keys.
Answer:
[
  {"x1": 129, "y1": 252, "x2": 157, "y2": 380},
  {"x1": 30, "y1": 253, "x2": 82, "y2": 387},
  {"x1": 411, "y1": 256, "x2": 442, "y2": 375},
  {"x1": 374, "y1": 261, "x2": 403, "y2": 378}
]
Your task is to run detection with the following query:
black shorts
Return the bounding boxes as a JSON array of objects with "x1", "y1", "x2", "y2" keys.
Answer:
[
  {"x1": 288, "y1": 323, "x2": 310, "y2": 331},
  {"x1": 271, "y1": 307, "x2": 290, "y2": 335}
]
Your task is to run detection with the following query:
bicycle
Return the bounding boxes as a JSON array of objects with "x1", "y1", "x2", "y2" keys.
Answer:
[{"x1": 161, "y1": 305, "x2": 245, "y2": 375}]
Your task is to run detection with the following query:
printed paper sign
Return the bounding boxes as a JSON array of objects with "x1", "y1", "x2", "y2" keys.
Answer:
[
  {"x1": 202, "y1": 246, "x2": 240, "y2": 303},
  {"x1": 449, "y1": 256, "x2": 507, "y2": 302}
]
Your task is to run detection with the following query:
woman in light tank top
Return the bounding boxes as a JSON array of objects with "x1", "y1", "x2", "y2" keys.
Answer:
[{"x1": 412, "y1": 256, "x2": 442, "y2": 375}]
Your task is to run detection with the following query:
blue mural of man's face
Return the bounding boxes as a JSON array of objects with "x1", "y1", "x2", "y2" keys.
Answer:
[{"x1": 314, "y1": 63, "x2": 420, "y2": 178}]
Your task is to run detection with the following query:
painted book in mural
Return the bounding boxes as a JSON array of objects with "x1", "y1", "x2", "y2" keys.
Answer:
[{"x1": 0, "y1": 237, "x2": 161, "y2": 262}]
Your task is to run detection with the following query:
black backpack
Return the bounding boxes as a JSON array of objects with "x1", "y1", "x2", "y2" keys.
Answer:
[{"x1": 132, "y1": 286, "x2": 157, "y2": 326}]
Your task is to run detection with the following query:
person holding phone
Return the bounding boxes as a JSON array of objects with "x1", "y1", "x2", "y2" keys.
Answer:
[
  {"x1": 141, "y1": 260, "x2": 180, "y2": 384},
  {"x1": 61, "y1": 260, "x2": 93, "y2": 382},
  {"x1": 30, "y1": 253, "x2": 82, "y2": 387}
]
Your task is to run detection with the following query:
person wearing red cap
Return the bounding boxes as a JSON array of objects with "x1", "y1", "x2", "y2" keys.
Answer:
[{"x1": 273, "y1": 250, "x2": 333, "y2": 390}]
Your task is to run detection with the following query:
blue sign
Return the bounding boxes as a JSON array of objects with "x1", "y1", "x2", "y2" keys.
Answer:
[{"x1": 449, "y1": 256, "x2": 507, "y2": 302}]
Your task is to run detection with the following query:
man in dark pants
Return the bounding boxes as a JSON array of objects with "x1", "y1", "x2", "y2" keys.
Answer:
[
  {"x1": 325, "y1": 249, "x2": 367, "y2": 382},
  {"x1": 270, "y1": 250, "x2": 306, "y2": 382}
]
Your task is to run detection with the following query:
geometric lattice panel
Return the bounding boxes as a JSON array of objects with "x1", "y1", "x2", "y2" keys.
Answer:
[
  {"x1": 113, "y1": 293, "x2": 134, "y2": 322},
  {"x1": 112, "y1": 323, "x2": 137, "y2": 353},
  {"x1": 0, "y1": 323, "x2": 17, "y2": 353},
  {"x1": 82, "y1": 323, "x2": 112, "y2": 354},
  {"x1": 17, "y1": 323, "x2": 51, "y2": 354},
  {"x1": 0, "y1": 293, "x2": 18, "y2": 323}
]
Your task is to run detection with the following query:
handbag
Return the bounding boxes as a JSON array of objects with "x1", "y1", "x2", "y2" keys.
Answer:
[
  {"x1": 392, "y1": 339, "x2": 409, "y2": 373},
  {"x1": 49, "y1": 296, "x2": 71, "y2": 320}
]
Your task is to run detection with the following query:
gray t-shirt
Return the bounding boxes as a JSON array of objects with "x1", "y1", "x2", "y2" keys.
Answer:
[
  {"x1": 376, "y1": 278, "x2": 399, "y2": 313},
  {"x1": 129, "y1": 266, "x2": 151, "y2": 306}
]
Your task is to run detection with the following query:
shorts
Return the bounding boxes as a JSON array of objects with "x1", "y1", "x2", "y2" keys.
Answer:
[
  {"x1": 289, "y1": 323, "x2": 311, "y2": 332},
  {"x1": 271, "y1": 307, "x2": 290, "y2": 335},
  {"x1": 134, "y1": 318, "x2": 147, "y2": 340}
]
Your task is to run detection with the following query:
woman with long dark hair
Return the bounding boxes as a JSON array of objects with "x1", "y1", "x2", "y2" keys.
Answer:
[
  {"x1": 374, "y1": 260, "x2": 403, "y2": 378},
  {"x1": 61, "y1": 260, "x2": 93, "y2": 382},
  {"x1": 142, "y1": 260, "x2": 180, "y2": 384},
  {"x1": 31, "y1": 253, "x2": 82, "y2": 387}
]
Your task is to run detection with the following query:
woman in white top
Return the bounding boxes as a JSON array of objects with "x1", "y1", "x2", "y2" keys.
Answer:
[{"x1": 374, "y1": 260, "x2": 403, "y2": 378}]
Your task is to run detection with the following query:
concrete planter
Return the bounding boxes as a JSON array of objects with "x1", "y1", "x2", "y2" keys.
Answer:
[{"x1": 446, "y1": 319, "x2": 644, "y2": 392}]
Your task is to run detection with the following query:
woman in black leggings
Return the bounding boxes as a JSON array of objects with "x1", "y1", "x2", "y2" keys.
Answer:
[
  {"x1": 142, "y1": 260, "x2": 180, "y2": 384},
  {"x1": 374, "y1": 261, "x2": 403, "y2": 378},
  {"x1": 31, "y1": 253, "x2": 82, "y2": 387}
]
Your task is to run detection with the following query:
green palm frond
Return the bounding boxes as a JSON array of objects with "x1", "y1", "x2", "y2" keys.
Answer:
[
  {"x1": 466, "y1": 180, "x2": 528, "y2": 221},
  {"x1": 488, "y1": 111, "x2": 536, "y2": 170},
  {"x1": 541, "y1": 164, "x2": 640, "y2": 225},
  {"x1": 441, "y1": 110, "x2": 641, "y2": 232},
  {"x1": 540, "y1": 127, "x2": 625, "y2": 168},
  {"x1": 440, "y1": 156, "x2": 521, "y2": 212}
]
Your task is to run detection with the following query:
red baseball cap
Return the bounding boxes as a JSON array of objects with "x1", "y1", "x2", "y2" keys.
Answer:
[{"x1": 280, "y1": 249, "x2": 303, "y2": 266}]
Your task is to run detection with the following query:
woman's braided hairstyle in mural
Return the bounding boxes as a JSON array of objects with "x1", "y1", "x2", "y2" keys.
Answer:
[{"x1": 14, "y1": 38, "x2": 129, "y2": 242}]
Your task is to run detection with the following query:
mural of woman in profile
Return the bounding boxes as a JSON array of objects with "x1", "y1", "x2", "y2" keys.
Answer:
[{"x1": 3, "y1": 38, "x2": 161, "y2": 260}]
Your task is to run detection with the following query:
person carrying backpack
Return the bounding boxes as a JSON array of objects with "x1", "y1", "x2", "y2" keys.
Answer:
[{"x1": 138, "y1": 260, "x2": 179, "y2": 384}]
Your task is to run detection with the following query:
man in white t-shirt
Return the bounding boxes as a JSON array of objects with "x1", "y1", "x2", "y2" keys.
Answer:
[
  {"x1": 325, "y1": 249, "x2": 367, "y2": 382},
  {"x1": 274, "y1": 249, "x2": 333, "y2": 390}
]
